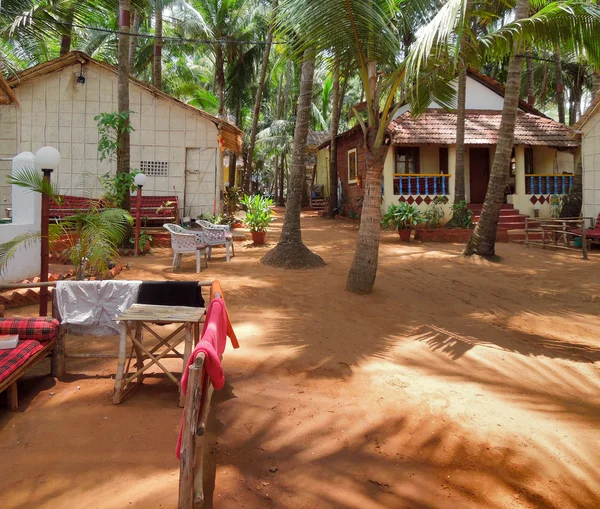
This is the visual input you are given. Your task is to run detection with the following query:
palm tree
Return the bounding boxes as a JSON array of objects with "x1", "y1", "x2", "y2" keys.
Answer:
[
  {"x1": 118, "y1": 0, "x2": 132, "y2": 211},
  {"x1": 276, "y1": 0, "x2": 452, "y2": 291},
  {"x1": 262, "y1": 46, "x2": 326, "y2": 269},
  {"x1": 153, "y1": 0, "x2": 163, "y2": 89},
  {"x1": 245, "y1": 0, "x2": 276, "y2": 192}
]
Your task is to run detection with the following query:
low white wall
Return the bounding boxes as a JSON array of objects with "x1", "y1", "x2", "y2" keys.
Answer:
[{"x1": 0, "y1": 185, "x2": 41, "y2": 282}]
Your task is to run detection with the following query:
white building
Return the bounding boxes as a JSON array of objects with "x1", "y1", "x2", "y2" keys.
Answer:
[
  {"x1": 0, "y1": 51, "x2": 243, "y2": 219},
  {"x1": 575, "y1": 95, "x2": 600, "y2": 220}
]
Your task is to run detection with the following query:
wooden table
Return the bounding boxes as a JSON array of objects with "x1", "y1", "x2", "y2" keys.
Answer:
[{"x1": 112, "y1": 304, "x2": 205, "y2": 406}]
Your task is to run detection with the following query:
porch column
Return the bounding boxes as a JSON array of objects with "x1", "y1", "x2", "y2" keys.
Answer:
[
  {"x1": 515, "y1": 145, "x2": 526, "y2": 195},
  {"x1": 448, "y1": 145, "x2": 456, "y2": 198}
]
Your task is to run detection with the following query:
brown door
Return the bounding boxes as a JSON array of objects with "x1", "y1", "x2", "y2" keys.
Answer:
[{"x1": 469, "y1": 147, "x2": 490, "y2": 203}]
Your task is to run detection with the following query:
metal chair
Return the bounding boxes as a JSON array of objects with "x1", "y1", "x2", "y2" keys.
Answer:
[{"x1": 163, "y1": 224, "x2": 209, "y2": 273}]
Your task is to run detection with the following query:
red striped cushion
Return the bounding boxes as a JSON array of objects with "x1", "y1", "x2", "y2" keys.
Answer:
[
  {"x1": 0, "y1": 339, "x2": 45, "y2": 383},
  {"x1": 0, "y1": 318, "x2": 60, "y2": 342}
]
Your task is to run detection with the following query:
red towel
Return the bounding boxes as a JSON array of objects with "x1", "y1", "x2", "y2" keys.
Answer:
[
  {"x1": 176, "y1": 297, "x2": 237, "y2": 458},
  {"x1": 210, "y1": 281, "x2": 239, "y2": 349}
]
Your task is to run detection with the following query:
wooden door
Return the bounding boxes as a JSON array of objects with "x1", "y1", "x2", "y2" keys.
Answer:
[
  {"x1": 469, "y1": 147, "x2": 490, "y2": 204},
  {"x1": 184, "y1": 148, "x2": 217, "y2": 218}
]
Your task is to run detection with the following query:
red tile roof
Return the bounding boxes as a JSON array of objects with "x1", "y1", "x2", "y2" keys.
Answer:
[{"x1": 389, "y1": 109, "x2": 579, "y2": 148}]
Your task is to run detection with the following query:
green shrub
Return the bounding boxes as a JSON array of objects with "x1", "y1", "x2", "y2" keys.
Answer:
[
  {"x1": 240, "y1": 194, "x2": 275, "y2": 232},
  {"x1": 381, "y1": 202, "x2": 421, "y2": 230}
]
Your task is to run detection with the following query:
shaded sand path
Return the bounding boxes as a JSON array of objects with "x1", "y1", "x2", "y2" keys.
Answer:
[{"x1": 1, "y1": 209, "x2": 600, "y2": 508}]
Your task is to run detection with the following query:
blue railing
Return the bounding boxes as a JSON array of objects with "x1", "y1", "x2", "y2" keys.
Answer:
[
  {"x1": 525, "y1": 174, "x2": 574, "y2": 195},
  {"x1": 393, "y1": 174, "x2": 451, "y2": 196}
]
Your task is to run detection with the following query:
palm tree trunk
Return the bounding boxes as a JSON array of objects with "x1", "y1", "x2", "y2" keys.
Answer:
[
  {"x1": 327, "y1": 58, "x2": 341, "y2": 217},
  {"x1": 346, "y1": 126, "x2": 388, "y2": 293},
  {"x1": 216, "y1": 43, "x2": 225, "y2": 117},
  {"x1": 273, "y1": 155, "x2": 279, "y2": 199},
  {"x1": 525, "y1": 49, "x2": 535, "y2": 106},
  {"x1": 464, "y1": 0, "x2": 529, "y2": 257},
  {"x1": 554, "y1": 46, "x2": 565, "y2": 124},
  {"x1": 245, "y1": 0, "x2": 276, "y2": 193},
  {"x1": 283, "y1": 61, "x2": 292, "y2": 118},
  {"x1": 118, "y1": 0, "x2": 131, "y2": 212},
  {"x1": 262, "y1": 46, "x2": 325, "y2": 269},
  {"x1": 129, "y1": 10, "x2": 141, "y2": 65},
  {"x1": 454, "y1": 60, "x2": 467, "y2": 203},
  {"x1": 153, "y1": 1, "x2": 163, "y2": 90},
  {"x1": 59, "y1": 8, "x2": 74, "y2": 56},
  {"x1": 278, "y1": 153, "x2": 285, "y2": 206}
]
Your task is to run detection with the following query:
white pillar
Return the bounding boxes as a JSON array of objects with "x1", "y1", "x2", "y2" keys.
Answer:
[
  {"x1": 515, "y1": 145, "x2": 526, "y2": 195},
  {"x1": 448, "y1": 145, "x2": 456, "y2": 200}
]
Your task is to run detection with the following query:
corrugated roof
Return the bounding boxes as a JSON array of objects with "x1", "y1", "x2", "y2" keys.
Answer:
[
  {"x1": 6, "y1": 51, "x2": 243, "y2": 153},
  {"x1": 389, "y1": 109, "x2": 579, "y2": 148}
]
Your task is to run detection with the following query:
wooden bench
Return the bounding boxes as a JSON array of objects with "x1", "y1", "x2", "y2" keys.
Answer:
[
  {"x1": 132, "y1": 195, "x2": 180, "y2": 225},
  {"x1": 49, "y1": 195, "x2": 103, "y2": 220},
  {"x1": 49, "y1": 195, "x2": 181, "y2": 225},
  {"x1": 0, "y1": 308, "x2": 60, "y2": 410}
]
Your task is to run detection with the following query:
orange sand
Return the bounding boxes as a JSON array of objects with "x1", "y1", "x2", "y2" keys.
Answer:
[{"x1": 1, "y1": 209, "x2": 599, "y2": 508}]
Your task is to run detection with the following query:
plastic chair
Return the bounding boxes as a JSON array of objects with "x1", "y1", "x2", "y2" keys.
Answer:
[
  {"x1": 163, "y1": 224, "x2": 208, "y2": 272},
  {"x1": 196, "y1": 221, "x2": 235, "y2": 261}
]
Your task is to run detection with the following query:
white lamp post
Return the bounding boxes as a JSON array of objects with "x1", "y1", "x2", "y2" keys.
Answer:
[
  {"x1": 133, "y1": 173, "x2": 147, "y2": 256},
  {"x1": 35, "y1": 146, "x2": 61, "y2": 316}
]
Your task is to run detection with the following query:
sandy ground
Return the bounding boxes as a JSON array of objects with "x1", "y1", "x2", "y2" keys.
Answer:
[{"x1": 1, "y1": 209, "x2": 600, "y2": 509}]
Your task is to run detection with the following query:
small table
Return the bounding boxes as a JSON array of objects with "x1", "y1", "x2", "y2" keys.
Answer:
[{"x1": 112, "y1": 304, "x2": 205, "y2": 406}]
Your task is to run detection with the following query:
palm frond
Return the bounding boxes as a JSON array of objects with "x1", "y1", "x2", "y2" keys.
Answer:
[{"x1": 0, "y1": 230, "x2": 40, "y2": 276}]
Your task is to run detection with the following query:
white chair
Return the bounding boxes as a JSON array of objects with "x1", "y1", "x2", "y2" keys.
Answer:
[
  {"x1": 196, "y1": 220, "x2": 235, "y2": 261},
  {"x1": 163, "y1": 224, "x2": 208, "y2": 273}
]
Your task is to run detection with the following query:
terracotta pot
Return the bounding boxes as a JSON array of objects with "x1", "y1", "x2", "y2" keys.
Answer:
[
  {"x1": 251, "y1": 231, "x2": 266, "y2": 244},
  {"x1": 398, "y1": 229, "x2": 411, "y2": 241}
]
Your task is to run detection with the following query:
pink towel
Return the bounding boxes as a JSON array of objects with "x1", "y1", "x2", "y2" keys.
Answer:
[{"x1": 176, "y1": 298, "x2": 236, "y2": 458}]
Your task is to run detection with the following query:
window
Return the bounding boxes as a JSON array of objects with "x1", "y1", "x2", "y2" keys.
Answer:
[
  {"x1": 140, "y1": 161, "x2": 169, "y2": 177},
  {"x1": 439, "y1": 147, "x2": 449, "y2": 174},
  {"x1": 348, "y1": 148, "x2": 358, "y2": 183},
  {"x1": 396, "y1": 147, "x2": 420, "y2": 174},
  {"x1": 525, "y1": 147, "x2": 534, "y2": 174}
]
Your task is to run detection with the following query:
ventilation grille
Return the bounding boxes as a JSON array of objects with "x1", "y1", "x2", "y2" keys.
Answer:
[{"x1": 140, "y1": 161, "x2": 169, "y2": 177}]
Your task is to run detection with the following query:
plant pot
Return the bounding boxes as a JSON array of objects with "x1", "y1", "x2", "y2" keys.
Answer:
[
  {"x1": 398, "y1": 229, "x2": 411, "y2": 241},
  {"x1": 251, "y1": 231, "x2": 266, "y2": 245}
]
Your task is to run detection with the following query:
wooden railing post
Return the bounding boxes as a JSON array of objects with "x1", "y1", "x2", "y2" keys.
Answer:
[{"x1": 178, "y1": 355, "x2": 205, "y2": 509}]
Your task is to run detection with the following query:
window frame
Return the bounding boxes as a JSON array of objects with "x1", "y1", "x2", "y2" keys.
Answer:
[
  {"x1": 395, "y1": 147, "x2": 420, "y2": 175},
  {"x1": 347, "y1": 148, "x2": 358, "y2": 184}
]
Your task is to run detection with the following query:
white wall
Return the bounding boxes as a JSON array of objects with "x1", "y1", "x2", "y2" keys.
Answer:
[
  {"x1": 393, "y1": 76, "x2": 509, "y2": 120},
  {"x1": 582, "y1": 113, "x2": 600, "y2": 219},
  {"x1": 0, "y1": 61, "x2": 223, "y2": 218},
  {"x1": 0, "y1": 160, "x2": 41, "y2": 282}
]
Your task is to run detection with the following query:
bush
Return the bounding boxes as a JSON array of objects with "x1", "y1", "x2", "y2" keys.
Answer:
[
  {"x1": 240, "y1": 194, "x2": 275, "y2": 232},
  {"x1": 381, "y1": 202, "x2": 421, "y2": 230},
  {"x1": 446, "y1": 200, "x2": 473, "y2": 229},
  {"x1": 421, "y1": 196, "x2": 448, "y2": 229}
]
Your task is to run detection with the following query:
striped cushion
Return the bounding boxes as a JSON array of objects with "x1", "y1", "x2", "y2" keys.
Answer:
[
  {"x1": 0, "y1": 339, "x2": 45, "y2": 384},
  {"x1": 0, "y1": 317, "x2": 60, "y2": 342}
]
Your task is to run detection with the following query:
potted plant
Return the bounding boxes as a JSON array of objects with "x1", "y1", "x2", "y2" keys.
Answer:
[
  {"x1": 240, "y1": 194, "x2": 275, "y2": 244},
  {"x1": 381, "y1": 202, "x2": 421, "y2": 241}
]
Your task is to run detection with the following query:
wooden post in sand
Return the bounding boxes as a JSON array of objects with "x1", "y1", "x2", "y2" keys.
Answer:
[{"x1": 178, "y1": 354, "x2": 205, "y2": 509}]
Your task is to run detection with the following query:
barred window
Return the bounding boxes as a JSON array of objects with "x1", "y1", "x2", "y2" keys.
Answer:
[{"x1": 140, "y1": 161, "x2": 169, "y2": 176}]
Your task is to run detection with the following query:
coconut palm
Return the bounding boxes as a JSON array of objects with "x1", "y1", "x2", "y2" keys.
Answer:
[
  {"x1": 262, "y1": 45, "x2": 326, "y2": 268},
  {"x1": 275, "y1": 0, "x2": 454, "y2": 291}
]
